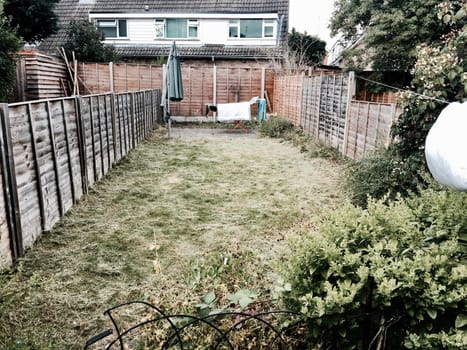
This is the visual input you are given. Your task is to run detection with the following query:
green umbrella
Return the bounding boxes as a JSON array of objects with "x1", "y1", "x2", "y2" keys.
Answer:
[{"x1": 167, "y1": 41, "x2": 184, "y2": 101}]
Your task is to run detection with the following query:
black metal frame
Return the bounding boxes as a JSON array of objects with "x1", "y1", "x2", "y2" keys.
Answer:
[
  {"x1": 84, "y1": 277, "x2": 398, "y2": 350},
  {"x1": 84, "y1": 301, "x2": 306, "y2": 350}
]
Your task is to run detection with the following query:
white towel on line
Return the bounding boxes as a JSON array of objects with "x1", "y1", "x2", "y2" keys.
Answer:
[{"x1": 216, "y1": 102, "x2": 251, "y2": 122}]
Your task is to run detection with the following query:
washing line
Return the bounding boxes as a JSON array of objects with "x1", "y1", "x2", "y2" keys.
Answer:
[{"x1": 356, "y1": 75, "x2": 452, "y2": 105}]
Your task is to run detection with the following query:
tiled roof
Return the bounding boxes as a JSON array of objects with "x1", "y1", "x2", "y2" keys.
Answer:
[
  {"x1": 40, "y1": 0, "x2": 289, "y2": 59},
  {"x1": 114, "y1": 45, "x2": 283, "y2": 59}
]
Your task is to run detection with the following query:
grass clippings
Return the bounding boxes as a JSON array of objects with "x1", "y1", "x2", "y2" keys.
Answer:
[{"x1": 0, "y1": 127, "x2": 346, "y2": 349}]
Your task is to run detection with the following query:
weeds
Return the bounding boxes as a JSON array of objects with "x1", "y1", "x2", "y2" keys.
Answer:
[
  {"x1": 0, "y1": 128, "x2": 346, "y2": 349},
  {"x1": 257, "y1": 117, "x2": 344, "y2": 163}
]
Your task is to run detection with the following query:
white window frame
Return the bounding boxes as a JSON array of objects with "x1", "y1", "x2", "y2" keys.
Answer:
[
  {"x1": 229, "y1": 19, "x2": 276, "y2": 39},
  {"x1": 229, "y1": 19, "x2": 240, "y2": 38},
  {"x1": 154, "y1": 18, "x2": 199, "y2": 39},
  {"x1": 187, "y1": 19, "x2": 199, "y2": 39},
  {"x1": 154, "y1": 19, "x2": 165, "y2": 38},
  {"x1": 96, "y1": 19, "x2": 128, "y2": 39},
  {"x1": 263, "y1": 19, "x2": 276, "y2": 38}
]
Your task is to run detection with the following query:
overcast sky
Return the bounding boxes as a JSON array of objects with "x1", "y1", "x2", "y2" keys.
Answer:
[{"x1": 289, "y1": 0, "x2": 335, "y2": 47}]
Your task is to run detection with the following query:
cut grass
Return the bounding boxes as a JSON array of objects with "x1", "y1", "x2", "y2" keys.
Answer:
[{"x1": 0, "y1": 128, "x2": 347, "y2": 349}]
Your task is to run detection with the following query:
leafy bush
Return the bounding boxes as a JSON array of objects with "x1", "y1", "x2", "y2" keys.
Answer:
[
  {"x1": 4, "y1": 0, "x2": 59, "y2": 43},
  {"x1": 345, "y1": 148, "x2": 427, "y2": 207},
  {"x1": 0, "y1": 16, "x2": 21, "y2": 102},
  {"x1": 256, "y1": 116, "x2": 294, "y2": 138},
  {"x1": 277, "y1": 188, "x2": 467, "y2": 349},
  {"x1": 63, "y1": 20, "x2": 118, "y2": 62}
]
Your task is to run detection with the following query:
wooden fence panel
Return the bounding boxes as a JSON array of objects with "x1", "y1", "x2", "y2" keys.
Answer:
[
  {"x1": 8, "y1": 104, "x2": 43, "y2": 248},
  {"x1": 0, "y1": 166, "x2": 10, "y2": 268},
  {"x1": 273, "y1": 74, "x2": 303, "y2": 126},
  {"x1": 344, "y1": 101, "x2": 400, "y2": 159},
  {"x1": 14, "y1": 51, "x2": 68, "y2": 102},
  {"x1": 57, "y1": 99, "x2": 84, "y2": 206},
  {"x1": 115, "y1": 93, "x2": 131, "y2": 159},
  {"x1": 0, "y1": 116, "x2": 12, "y2": 268},
  {"x1": 0, "y1": 89, "x2": 161, "y2": 267},
  {"x1": 275, "y1": 72, "x2": 401, "y2": 160},
  {"x1": 317, "y1": 73, "x2": 349, "y2": 151},
  {"x1": 301, "y1": 75, "x2": 321, "y2": 139},
  {"x1": 79, "y1": 63, "x2": 272, "y2": 117}
]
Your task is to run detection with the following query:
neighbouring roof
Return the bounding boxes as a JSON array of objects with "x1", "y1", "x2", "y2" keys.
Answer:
[
  {"x1": 114, "y1": 45, "x2": 283, "y2": 60},
  {"x1": 40, "y1": 0, "x2": 289, "y2": 60}
]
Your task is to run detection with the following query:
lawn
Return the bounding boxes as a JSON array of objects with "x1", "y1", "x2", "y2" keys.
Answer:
[{"x1": 0, "y1": 127, "x2": 347, "y2": 349}]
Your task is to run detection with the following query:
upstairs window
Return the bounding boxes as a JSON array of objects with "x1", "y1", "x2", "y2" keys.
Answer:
[
  {"x1": 97, "y1": 19, "x2": 127, "y2": 38},
  {"x1": 229, "y1": 19, "x2": 276, "y2": 39},
  {"x1": 154, "y1": 19, "x2": 199, "y2": 39},
  {"x1": 229, "y1": 20, "x2": 239, "y2": 38},
  {"x1": 155, "y1": 19, "x2": 165, "y2": 38},
  {"x1": 263, "y1": 19, "x2": 275, "y2": 38}
]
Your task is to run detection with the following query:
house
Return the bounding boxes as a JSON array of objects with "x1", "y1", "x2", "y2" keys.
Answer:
[{"x1": 40, "y1": 0, "x2": 289, "y2": 63}]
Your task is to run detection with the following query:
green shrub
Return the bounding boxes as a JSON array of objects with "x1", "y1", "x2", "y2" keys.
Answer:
[
  {"x1": 256, "y1": 116, "x2": 294, "y2": 138},
  {"x1": 277, "y1": 188, "x2": 467, "y2": 349},
  {"x1": 257, "y1": 117, "x2": 343, "y2": 162},
  {"x1": 0, "y1": 16, "x2": 21, "y2": 102},
  {"x1": 64, "y1": 20, "x2": 119, "y2": 62},
  {"x1": 345, "y1": 147, "x2": 428, "y2": 208}
]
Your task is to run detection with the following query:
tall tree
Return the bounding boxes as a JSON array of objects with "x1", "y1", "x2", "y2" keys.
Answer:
[
  {"x1": 288, "y1": 28, "x2": 326, "y2": 66},
  {"x1": 0, "y1": 0, "x2": 21, "y2": 101},
  {"x1": 4, "y1": 0, "x2": 59, "y2": 43},
  {"x1": 330, "y1": 0, "x2": 463, "y2": 71},
  {"x1": 64, "y1": 21, "x2": 119, "y2": 63},
  {"x1": 0, "y1": 16, "x2": 21, "y2": 101}
]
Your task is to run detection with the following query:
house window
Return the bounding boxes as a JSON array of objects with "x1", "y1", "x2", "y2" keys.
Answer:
[
  {"x1": 97, "y1": 19, "x2": 127, "y2": 38},
  {"x1": 229, "y1": 19, "x2": 275, "y2": 39},
  {"x1": 229, "y1": 20, "x2": 239, "y2": 38},
  {"x1": 155, "y1": 19, "x2": 165, "y2": 38},
  {"x1": 188, "y1": 19, "x2": 199, "y2": 38},
  {"x1": 263, "y1": 19, "x2": 275, "y2": 38},
  {"x1": 154, "y1": 19, "x2": 199, "y2": 39}
]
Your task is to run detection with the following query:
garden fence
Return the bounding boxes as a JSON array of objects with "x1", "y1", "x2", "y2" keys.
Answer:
[
  {"x1": 78, "y1": 62, "x2": 275, "y2": 116},
  {"x1": 0, "y1": 89, "x2": 162, "y2": 268},
  {"x1": 14, "y1": 51, "x2": 69, "y2": 102},
  {"x1": 274, "y1": 72, "x2": 402, "y2": 159}
]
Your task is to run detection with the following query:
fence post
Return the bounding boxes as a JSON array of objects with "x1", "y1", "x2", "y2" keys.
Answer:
[
  {"x1": 110, "y1": 92, "x2": 117, "y2": 164},
  {"x1": 74, "y1": 96, "x2": 89, "y2": 194},
  {"x1": 0, "y1": 103, "x2": 23, "y2": 260},
  {"x1": 342, "y1": 71, "x2": 355, "y2": 157},
  {"x1": 130, "y1": 92, "x2": 136, "y2": 149},
  {"x1": 109, "y1": 62, "x2": 114, "y2": 93}
]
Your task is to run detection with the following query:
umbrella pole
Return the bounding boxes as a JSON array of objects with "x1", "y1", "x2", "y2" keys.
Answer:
[
  {"x1": 167, "y1": 99, "x2": 171, "y2": 139},
  {"x1": 166, "y1": 44, "x2": 174, "y2": 140}
]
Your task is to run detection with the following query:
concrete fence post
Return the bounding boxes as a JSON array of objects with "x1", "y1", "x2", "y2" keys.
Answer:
[{"x1": 109, "y1": 62, "x2": 114, "y2": 93}]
